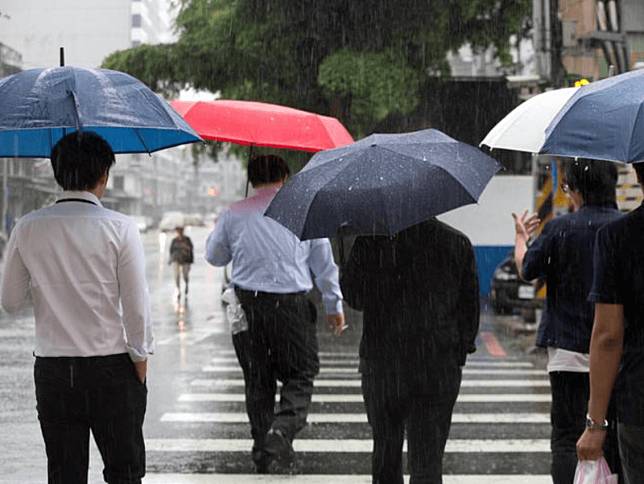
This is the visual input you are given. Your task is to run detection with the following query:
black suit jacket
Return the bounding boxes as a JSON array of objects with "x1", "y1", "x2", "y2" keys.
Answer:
[{"x1": 341, "y1": 219, "x2": 480, "y2": 387}]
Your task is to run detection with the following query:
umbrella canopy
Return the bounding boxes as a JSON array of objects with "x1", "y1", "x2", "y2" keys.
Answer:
[
  {"x1": 542, "y1": 69, "x2": 644, "y2": 163},
  {"x1": 480, "y1": 87, "x2": 578, "y2": 153},
  {"x1": 170, "y1": 99, "x2": 354, "y2": 152},
  {"x1": 0, "y1": 66, "x2": 201, "y2": 158},
  {"x1": 265, "y1": 129, "x2": 501, "y2": 240}
]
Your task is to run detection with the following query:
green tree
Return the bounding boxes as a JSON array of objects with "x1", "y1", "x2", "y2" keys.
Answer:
[{"x1": 104, "y1": 0, "x2": 530, "y2": 138}]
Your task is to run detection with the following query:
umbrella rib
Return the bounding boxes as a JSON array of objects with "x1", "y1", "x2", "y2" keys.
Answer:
[{"x1": 133, "y1": 128, "x2": 152, "y2": 156}]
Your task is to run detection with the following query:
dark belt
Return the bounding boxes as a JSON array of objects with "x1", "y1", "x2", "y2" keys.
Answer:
[{"x1": 235, "y1": 287, "x2": 307, "y2": 299}]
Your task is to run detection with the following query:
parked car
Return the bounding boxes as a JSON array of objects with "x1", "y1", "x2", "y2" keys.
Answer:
[
  {"x1": 489, "y1": 252, "x2": 541, "y2": 321},
  {"x1": 131, "y1": 215, "x2": 153, "y2": 233}
]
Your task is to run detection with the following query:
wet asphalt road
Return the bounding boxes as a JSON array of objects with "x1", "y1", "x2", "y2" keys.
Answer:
[{"x1": 0, "y1": 227, "x2": 551, "y2": 483}]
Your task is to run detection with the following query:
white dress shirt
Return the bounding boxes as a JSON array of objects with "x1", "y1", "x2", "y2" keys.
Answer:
[
  {"x1": 0, "y1": 191, "x2": 154, "y2": 361},
  {"x1": 206, "y1": 186, "x2": 344, "y2": 315}
]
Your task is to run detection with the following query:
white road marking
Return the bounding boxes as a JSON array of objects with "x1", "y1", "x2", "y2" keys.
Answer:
[
  {"x1": 143, "y1": 474, "x2": 550, "y2": 483},
  {"x1": 178, "y1": 393, "x2": 552, "y2": 403},
  {"x1": 201, "y1": 366, "x2": 545, "y2": 376},
  {"x1": 209, "y1": 357, "x2": 535, "y2": 368},
  {"x1": 190, "y1": 379, "x2": 551, "y2": 388},
  {"x1": 161, "y1": 412, "x2": 549, "y2": 424},
  {"x1": 146, "y1": 438, "x2": 550, "y2": 453}
]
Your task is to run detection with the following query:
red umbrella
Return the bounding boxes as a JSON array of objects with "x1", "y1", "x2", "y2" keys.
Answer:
[{"x1": 170, "y1": 99, "x2": 353, "y2": 152}]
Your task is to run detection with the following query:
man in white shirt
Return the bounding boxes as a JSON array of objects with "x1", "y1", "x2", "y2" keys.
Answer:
[
  {"x1": 1, "y1": 131, "x2": 153, "y2": 484},
  {"x1": 206, "y1": 154, "x2": 345, "y2": 473}
]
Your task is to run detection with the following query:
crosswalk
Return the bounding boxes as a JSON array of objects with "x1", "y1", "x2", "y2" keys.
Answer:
[{"x1": 145, "y1": 348, "x2": 552, "y2": 483}]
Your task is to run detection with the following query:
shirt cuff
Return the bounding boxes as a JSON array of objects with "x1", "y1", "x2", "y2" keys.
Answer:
[
  {"x1": 588, "y1": 292, "x2": 622, "y2": 304},
  {"x1": 324, "y1": 297, "x2": 344, "y2": 315},
  {"x1": 126, "y1": 342, "x2": 154, "y2": 362}
]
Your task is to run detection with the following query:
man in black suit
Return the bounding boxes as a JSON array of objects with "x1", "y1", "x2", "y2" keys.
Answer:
[{"x1": 341, "y1": 218, "x2": 480, "y2": 484}]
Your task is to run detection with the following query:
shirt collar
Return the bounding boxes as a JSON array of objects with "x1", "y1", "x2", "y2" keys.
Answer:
[{"x1": 56, "y1": 191, "x2": 103, "y2": 207}]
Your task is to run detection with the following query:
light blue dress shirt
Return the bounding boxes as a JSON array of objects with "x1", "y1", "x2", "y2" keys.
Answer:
[{"x1": 205, "y1": 186, "x2": 344, "y2": 315}]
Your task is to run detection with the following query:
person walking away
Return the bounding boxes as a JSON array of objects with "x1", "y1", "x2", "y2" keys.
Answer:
[
  {"x1": 205, "y1": 154, "x2": 346, "y2": 473},
  {"x1": 0, "y1": 131, "x2": 154, "y2": 484},
  {"x1": 577, "y1": 161, "x2": 644, "y2": 483},
  {"x1": 513, "y1": 159, "x2": 621, "y2": 483},
  {"x1": 169, "y1": 226, "x2": 194, "y2": 299},
  {"x1": 340, "y1": 218, "x2": 479, "y2": 484}
]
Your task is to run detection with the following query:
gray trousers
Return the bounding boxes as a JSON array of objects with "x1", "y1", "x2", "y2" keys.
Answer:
[
  {"x1": 234, "y1": 290, "x2": 319, "y2": 448},
  {"x1": 619, "y1": 423, "x2": 644, "y2": 484}
]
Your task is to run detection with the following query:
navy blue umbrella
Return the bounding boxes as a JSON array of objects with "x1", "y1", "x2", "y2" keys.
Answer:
[
  {"x1": 541, "y1": 69, "x2": 644, "y2": 163},
  {"x1": 0, "y1": 66, "x2": 201, "y2": 157},
  {"x1": 265, "y1": 129, "x2": 501, "y2": 240}
]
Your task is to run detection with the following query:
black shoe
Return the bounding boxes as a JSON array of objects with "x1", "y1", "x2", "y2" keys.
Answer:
[
  {"x1": 263, "y1": 429, "x2": 295, "y2": 473},
  {"x1": 252, "y1": 447, "x2": 270, "y2": 474}
]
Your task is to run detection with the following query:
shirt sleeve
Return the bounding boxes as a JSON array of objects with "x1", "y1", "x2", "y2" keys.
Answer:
[
  {"x1": 458, "y1": 238, "x2": 480, "y2": 364},
  {"x1": 0, "y1": 225, "x2": 31, "y2": 313},
  {"x1": 118, "y1": 221, "x2": 154, "y2": 362},
  {"x1": 588, "y1": 225, "x2": 622, "y2": 304},
  {"x1": 205, "y1": 211, "x2": 232, "y2": 267},
  {"x1": 522, "y1": 220, "x2": 555, "y2": 281},
  {"x1": 307, "y1": 238, "x2": 344, "y2": 315}
]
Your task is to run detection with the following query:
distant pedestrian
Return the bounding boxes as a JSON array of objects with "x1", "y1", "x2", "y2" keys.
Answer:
[
  {"x1": 169, "y1": 226, "x2": 194, "y2": 299},
  {"x1": 341, "y1": 218, "x2": 480, "y2": 484},
  {"x1": 0, "y1": 131, "x2": 154, "y2": 484},
  {"x1": 577, "y1": 161, "x2": 644, "y2": 483},
  {"x1": 205, "y1": 154, "x2": 346, "y2": 473},
  {"x1": 514, "y1": 159, "x2": 621, "y2": 483}
]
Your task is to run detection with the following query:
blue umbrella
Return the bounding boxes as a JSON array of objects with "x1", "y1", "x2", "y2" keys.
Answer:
[
  {"x1": 541, "y1": 69, "x2": 644, "y2": 163},
  {"x1": 0, "y1": 66, "x2": 201, "y2": 157},
  {"x1": 265, "y1": 129, "x2": 501, "y2": 240}
]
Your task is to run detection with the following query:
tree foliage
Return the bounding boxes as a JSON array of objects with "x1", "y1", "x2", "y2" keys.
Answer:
[{"x1": 103, "y1": 0, "x2": 530, "y2": 137}]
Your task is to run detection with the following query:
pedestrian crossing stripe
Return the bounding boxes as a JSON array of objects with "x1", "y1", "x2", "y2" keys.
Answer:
[
  {"x1": 201, "y1": 366, "x2": 546, "y2": 376},
  {"x1": 210, "y1": 349, "x2": 523, "y2": 360},
  {"x1": 178, "y1": 393, "x2": 552, "y2": 403},
  {"x1": 145, "y1": 438, "x2": 550, "y2": 453},
  {"x1": 143, "y1": 474, "x2": 551, "y2": 483},
  {"x1": 209, "y1": 357, "x2": 536, "y2": 368},
  {"x1": 160, "y1": 412, "x2": 550, "y2": 424},
  {"x1": 190, "y1": 379, "x2": 552, "y2": 388}
]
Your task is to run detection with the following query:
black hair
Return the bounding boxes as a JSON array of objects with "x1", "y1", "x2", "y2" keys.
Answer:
[
  {"x1": 50, "y1": 131, "x2": 115, "y2": 191},
  {"x1": 633, "y1": 162, "x2": 644, "y2": 186},
  {"x1": 564, "y1": 158, "x2": 618, "y2": 207},
  {"x1": 248, "y1": 154, "x2": 290, "y2": 187}
]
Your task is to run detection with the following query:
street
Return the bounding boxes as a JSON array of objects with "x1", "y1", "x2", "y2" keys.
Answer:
[{"x1": 0, "y1": 227, "x2": 551, "y2": 484}]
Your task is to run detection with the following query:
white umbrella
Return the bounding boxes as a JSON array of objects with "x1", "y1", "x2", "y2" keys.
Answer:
[{"x1": 480, "y1": 87, "x2": 578, "y2": 153}]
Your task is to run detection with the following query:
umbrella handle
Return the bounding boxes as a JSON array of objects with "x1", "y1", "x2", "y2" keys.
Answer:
[{"x1": 245, "y1": 144, "x2": 254, "y2": 198}]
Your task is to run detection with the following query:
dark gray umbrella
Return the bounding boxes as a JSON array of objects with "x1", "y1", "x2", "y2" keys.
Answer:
[{"x1": 265, "y1": 128, "x2": 501, "y2": 240}]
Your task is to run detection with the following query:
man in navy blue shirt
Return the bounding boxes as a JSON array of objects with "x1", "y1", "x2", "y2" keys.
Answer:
[
  {"x1": 578, "y1": 162, "x2": 644, "y2": 483},
  {"x1": 514, "y1": 159, "x2": 621, "y2": 483}
]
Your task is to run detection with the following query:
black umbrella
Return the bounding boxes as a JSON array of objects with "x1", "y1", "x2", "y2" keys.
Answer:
[{"x1": 265, "y1": 129, "x2": 501, "y2": 240}]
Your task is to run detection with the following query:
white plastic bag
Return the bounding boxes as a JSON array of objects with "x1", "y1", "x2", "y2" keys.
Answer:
[
  {"x1": 221, "y1": 287, "x2": 248, "y2": 335},
  {"x1": 574, "y1": 458, "x2": 618, "y2": 484}
]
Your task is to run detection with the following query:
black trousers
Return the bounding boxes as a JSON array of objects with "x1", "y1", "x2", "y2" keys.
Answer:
[
  {"x1": 361, "y1": 363, "x2": 462, "y2": 484},
  {"x1": 34, "y1": 353, "x2": 147, "y2": 484},
  {"x1": 549, "y1": 371, "x2": 621, "y2": 484},
  {"x1": 233, "y1": 290, "x2": 319, "y2": 448}
]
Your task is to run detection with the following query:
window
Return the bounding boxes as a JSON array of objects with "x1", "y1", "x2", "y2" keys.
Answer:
[
  {"x1": 132, "y1": 14, "x2": 142, "y2": 28},
  {"x1": 113, "y1": 176, "x2": 125, "y2": 191}
]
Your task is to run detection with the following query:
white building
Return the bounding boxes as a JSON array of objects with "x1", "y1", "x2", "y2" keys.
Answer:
[{"x1": 0, "y1": 0, "x2": 174, "y2": 69}]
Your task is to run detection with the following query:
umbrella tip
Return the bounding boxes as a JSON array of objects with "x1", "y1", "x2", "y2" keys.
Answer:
[{"x1": 59, "y1": 47, "x2": 65, "y2": 67}]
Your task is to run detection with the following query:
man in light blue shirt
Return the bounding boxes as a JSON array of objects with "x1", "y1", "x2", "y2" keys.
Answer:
[{"x1": 206, "y1": 154, "x2": 345, "y2": 473}]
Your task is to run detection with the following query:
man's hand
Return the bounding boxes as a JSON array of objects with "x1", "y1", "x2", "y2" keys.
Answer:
[
  {"x1": 133, "y1": 359, "x2": 147, "y2": 384},
  {"x1": 512, "y1": 210, "x2": 540, "y2": 242},
  {"x1": 577, "y1": 428, "x2": 607, "y2": 461},
  {"x1": 327, "y1": 313, "x2": 347, "y2": 336}
]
